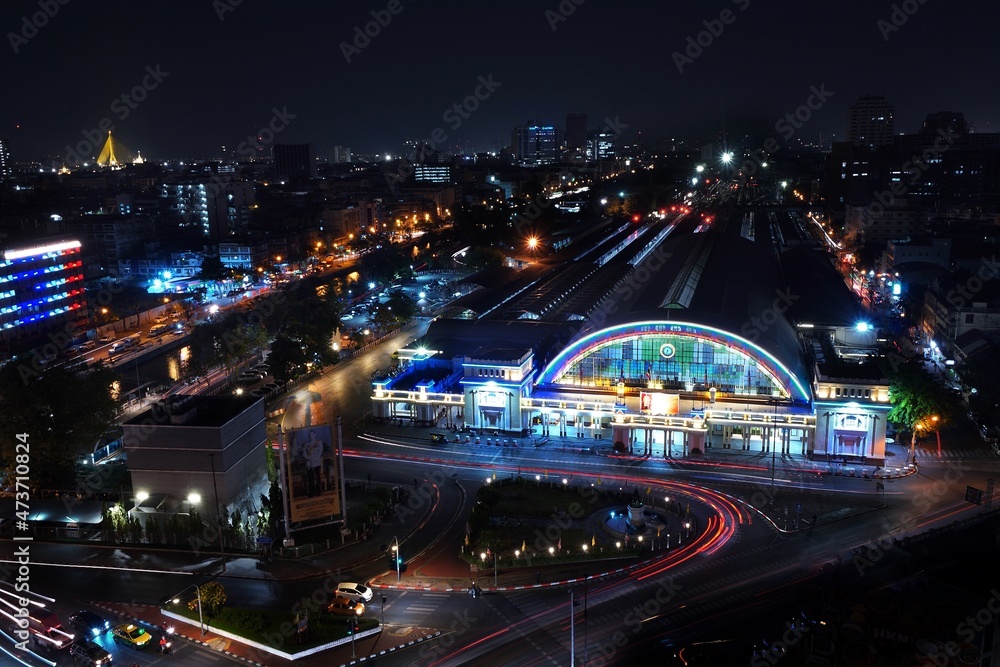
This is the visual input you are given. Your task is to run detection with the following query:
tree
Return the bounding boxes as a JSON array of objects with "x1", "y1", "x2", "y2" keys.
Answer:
[
  {"x1": 192, "y1": 581, "x2": 227, "y2": 618},
  {"x1": 464, "y1": 247, "x2": 506, "y2": 271},
  {"x1": 885, "y1": 359, "x2": 951, "y2": 460},
  {"x1": 0, "y1": 364, "x2": 119, "y2": 488},
  {"x1": 268, "y1": 334, "x2": 307, "y2": 384},
  {"x1": 196, "y1": 255, "x2": 232, "y2": 296},
  {"x1": 359, "y1": 245, "x2": 411, "y2": 285}
]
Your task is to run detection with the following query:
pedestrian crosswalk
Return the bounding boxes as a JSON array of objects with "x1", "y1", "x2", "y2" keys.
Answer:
[
  {"x1": 915, "y1": 445, "x2": 999, "y2": 461},
  {"x1": 394, "y1": 591, "x2": 450, "y2": 617},
  {"x1": 173, "y1": 645, "x2": 232, "y2": 665}
]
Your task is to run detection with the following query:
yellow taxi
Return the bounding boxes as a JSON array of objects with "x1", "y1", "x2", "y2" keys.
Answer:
[
  {"x1": 326, "y1": 596, "x2": 365, "y2": 617},
  {"x1": 111, "y1": 623, "x2": 152, "y2": 649}
]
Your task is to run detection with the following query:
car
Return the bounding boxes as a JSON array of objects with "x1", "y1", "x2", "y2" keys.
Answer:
[
  {"x1": 264, "y1": 382, "x2": 279, "y2": 392},
  {"x1": 80, "y1": 340, "x2": 96, "y2": 350},
  {"x1": 69, "y1": 611, "x2": 110, "y2": 637},
  {"x1": 326, "y1": 596, "x2": 365, "y2": 616},
  {"x1": 112, "y1": 622, "x2": 152, "y2": 649},
  {"x1": 250, "y1": 389, "x2": 265, "y2": 398},
  {"x1": 98, "y1": 334, "x2": 115, "y2": 344},
  {"x1": 335, "y1": 582, "x2": 374, "y2": 602},
  {"x1": 253, "y1": 364, "x2": 270, "y2": 373},
  {"x1": 154, "y1": 316, "x2": 167, "y2": 324},
  {"x1": 238, "y1": 371, "x2": 264, "y2": 382},
  {"x1": 69, "y1": 639, "x2": 113, "y2": 665}
]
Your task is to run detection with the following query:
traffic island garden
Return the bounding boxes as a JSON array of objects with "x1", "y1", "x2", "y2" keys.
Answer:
[
  {"x1": 163, "y1": 582, "x2": 379, "y2": 658},
  {"x1": 461, "y1": 476, "x2": 687, "y2": 579}
]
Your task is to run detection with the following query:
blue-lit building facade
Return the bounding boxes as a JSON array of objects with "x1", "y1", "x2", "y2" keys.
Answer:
[
  {"x1": 372, "y1": 318, "x2": 891, "y2": 464},
  {"x1": 0, "y1": 239, "x2": 87, "y2": 340},
  {"x1": 371, "y1": 210, "x2": 892, "y2": 464}
]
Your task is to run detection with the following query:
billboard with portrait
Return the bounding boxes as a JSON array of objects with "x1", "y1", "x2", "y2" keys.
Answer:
[
  {"x1": 639, "y1": 392, "x2": 679, "y2": 416},
  {"x1": 285, "y1": 425, "x2": 340, "y2": 522}
]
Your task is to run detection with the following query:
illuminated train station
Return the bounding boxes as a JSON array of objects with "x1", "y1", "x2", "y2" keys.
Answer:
[{"x1": 372, "y1": 209, "x2": 891, "y2": 464}]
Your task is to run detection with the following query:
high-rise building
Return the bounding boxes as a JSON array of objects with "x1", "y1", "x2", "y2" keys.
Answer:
[
  {"x1": 272, "y1": 144, "x2": 316, "y2": 183},
  {"x1": 328, "y1": 146, "x2": 352, "y2": 164},
  {"x1": 566, "y1": 113, "x2": 588, "y2": 150},
  {"x1": 587, "y1": 130, "x2": 616, "y2": 161},
  {"x1": 414, "y1": 164, "x2": 452, "y2": 184},
  {"x1": 0, "y1": 239, "x2": 87, "y2": 340},
  {"x1": 920, "y1": 111, "x2": 968, "y2": 136},
  {"x1": 0, "y1": 138, "x2": 10, "y2": 181},
  {"x1": 847, "y1": 96, "x2": 895, "y2": 148},
  {"x1": 512, "y1": 125, "x2": 558, "y2": 165},
  {"x1": 161, "y1": 178, "x2": 255, "y2": 238}
]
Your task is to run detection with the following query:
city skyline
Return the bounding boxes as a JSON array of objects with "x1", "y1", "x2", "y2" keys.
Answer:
[{"x1": 3, "y1": 0, "x2": 1000, "y2": 162}]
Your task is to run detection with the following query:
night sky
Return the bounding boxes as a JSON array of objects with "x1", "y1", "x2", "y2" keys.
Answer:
[{"x1": 3, "y1": 0, "x2": 998, "y2": 162}]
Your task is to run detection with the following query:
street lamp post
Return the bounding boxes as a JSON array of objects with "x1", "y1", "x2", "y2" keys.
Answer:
[{"x1": 170, "y1": 585, "x2": 205, "y2": 636}]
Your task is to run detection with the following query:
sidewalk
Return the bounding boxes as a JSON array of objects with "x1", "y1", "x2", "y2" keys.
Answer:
[
  {"x1": 92, "y1": 600, "x2": 440, "y2": 667},
  {"x1": 369, "y1": 554, "x2": 641, "y2": 593},
  {"x1": 363, "y1": 423, "x2": 917, "y2": 480}
]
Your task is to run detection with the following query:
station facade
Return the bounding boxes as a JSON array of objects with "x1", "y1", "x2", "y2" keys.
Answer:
[{"x1": 371, "y1": 319, "x2": 892, "y2": 464}]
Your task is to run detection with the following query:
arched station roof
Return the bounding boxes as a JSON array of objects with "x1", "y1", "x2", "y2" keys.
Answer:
[{"x1": 535, "y1": 320, "x2": 812, "y2": 403}]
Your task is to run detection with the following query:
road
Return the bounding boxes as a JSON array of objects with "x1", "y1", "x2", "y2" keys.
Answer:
[{"x1": 13, "y1": 239, "x2": 1000, "y2": 664}]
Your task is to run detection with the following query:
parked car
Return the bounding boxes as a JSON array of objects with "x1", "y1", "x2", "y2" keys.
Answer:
[
  {"x1": 98, "y1": 334, "x2": 115, "y2": 344},
  {"x1": 335, "y1": 583, "x2": 374, "y2": 602},
  {"x1": 238, "y1": 371, "x2": 264, "y2": 382},
  {"x1": 326, "y1": 597, "x2": 365, "y2": 616},
  {"x1": 68, "y1": 610, "x2": 110, "y2": 637},
  {"x1": 80, "y1": 340, "x2": 96, "y2": 350},
  {"x1": 69, "y1": 639, "x2": 112, "y2": 665}
]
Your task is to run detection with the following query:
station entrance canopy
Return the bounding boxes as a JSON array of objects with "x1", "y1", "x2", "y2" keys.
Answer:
[{"x1": 535, "y1": 321, "x2": 811, "y2": 403}]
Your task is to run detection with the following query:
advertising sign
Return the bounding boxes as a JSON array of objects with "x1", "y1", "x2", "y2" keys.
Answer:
[
  {"x1": 639, "y1": 392, "x2": 679, "y2": 416},
  {"x1": 285, "y1": 425, "x2": 340, "y2": 522}
]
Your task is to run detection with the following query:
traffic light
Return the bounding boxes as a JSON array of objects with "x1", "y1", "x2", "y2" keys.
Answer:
[
  {"x1": 346, "y1": 619, "x2": 353, "y2": 635},
  {"x1": 352, "y1": 619, "x2": 360, "y2": 634}
]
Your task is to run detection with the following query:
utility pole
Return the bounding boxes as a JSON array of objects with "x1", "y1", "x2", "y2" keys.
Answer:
[
  {"x1": 277, "y1": 426, "x2": 294, "y2": 548},
  {"x1": 569, "y1": 589, "x2": 575, "y2": 667},
  {"x1": 208, "y1": 453, "x2": 226, "y2": 572},
  {"x1": 337, "y1": 416, "x2": 347, "y2": 528}
]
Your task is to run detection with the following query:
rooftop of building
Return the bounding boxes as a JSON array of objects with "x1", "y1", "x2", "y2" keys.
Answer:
[{"x1": 123, "y1": 395, "x2": 263, "y2": 429}]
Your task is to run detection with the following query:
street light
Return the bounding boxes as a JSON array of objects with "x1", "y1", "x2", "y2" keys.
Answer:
[
  {"x1": 391, "y1": 536, "x2": 401, "y2": 582},
  {"x1": 170, "y1": 584, "x2": 205, "y2": 636}
]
